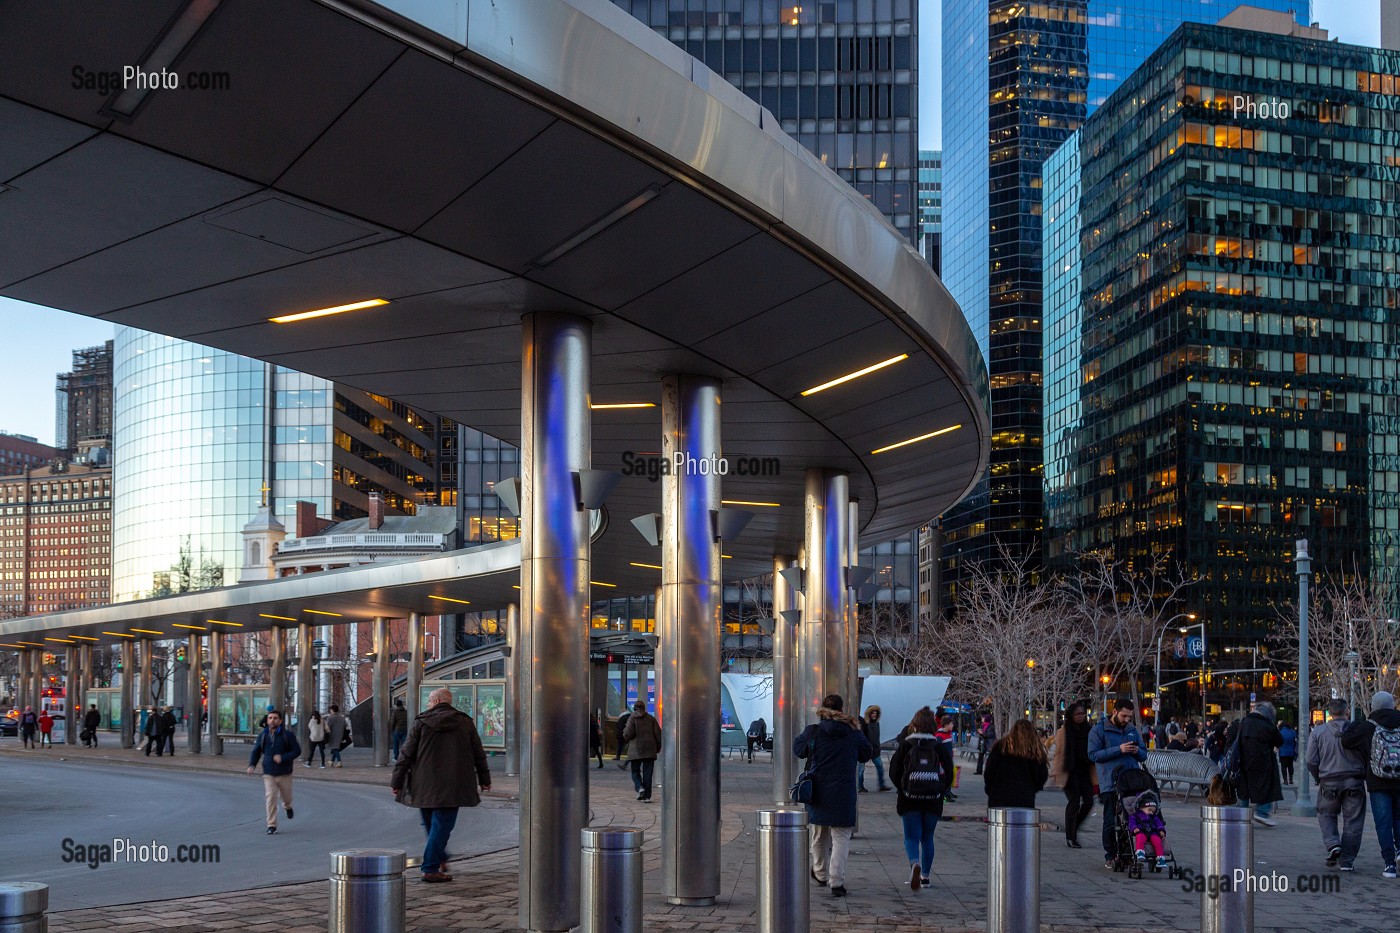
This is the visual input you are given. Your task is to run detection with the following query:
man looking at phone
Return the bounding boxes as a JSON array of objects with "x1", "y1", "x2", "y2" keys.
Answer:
[{"x1": 1088, "y1": 699, "x2": 1149, "y2": 868}]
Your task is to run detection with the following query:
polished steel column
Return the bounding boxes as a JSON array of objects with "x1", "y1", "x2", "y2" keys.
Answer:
[
  {"x1": 372, "y1": 616, "x2": 390, "y2": 768},
  {"x1": 187, "y1": 634, "x2": 202, "y2": 753},
  {"x1": 137, "y1": 639, "x2": 154, "y2": 718},
  {"x1": 296, "y1": 623, "x2": 314, "y2": 752},
  {"x1": 120, "y1": 640, "x2": 135, "y2": 748},
  {"x1": 772, "y1": 555, "x2": 799, "y2": 805},
  {"x1": 802, "y1": 469, "x2": 849, "y2": 708},
  {"x1": 269, "y1": 626, "x2": 288, "y2": 714},
  {"x1": 77, "y1": 644, "x2": 91, "y2": 732},
  {"x1": 518, "y1": 312, "x2": 592, "y2": 932},
  {"x1": 209, "y1": 632, "x2": 223, "y2": 755},
  {"x1": 63, "y1": 647, "x2": 77, "y2": 745},
  {"x1": 659, "y1": 374, "x2": 722, "y2": 906},
  {"x1": 407, "y1": 613, "x2": 423, "y2": 722},
  {"x1": 505, "y1": 602, "x2": 521, "y2": 776},
  {"x1": 846, "y1": 499, "x2": 860, "y2": 708}
]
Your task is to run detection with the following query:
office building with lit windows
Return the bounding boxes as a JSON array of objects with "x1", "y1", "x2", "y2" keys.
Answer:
[
  {"x1": 917, "y1": 149, "x2": 942, "y2": 273},
  {"x1": 0, "y1": 462, "x2": 111, "y2": 619},
  {"x1": 937, "y1": 0, "x2": 1310, "y2": 611},
  {"x1": 1043, "y1": 13, "x2": 1400, "y2": 645}
]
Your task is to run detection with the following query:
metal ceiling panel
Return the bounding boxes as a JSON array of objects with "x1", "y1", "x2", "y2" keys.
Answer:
[
  {"x1": 749, "y1": 323, "x2": 919, "y2": 401},
  {"x1": 0, "y1": 97, "x2": 97, "y2": 182}
]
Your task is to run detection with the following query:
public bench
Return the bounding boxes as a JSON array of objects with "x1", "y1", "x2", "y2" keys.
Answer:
[{"x1": 1147, "y1": 749, "x2": 1218, "y2": 800}]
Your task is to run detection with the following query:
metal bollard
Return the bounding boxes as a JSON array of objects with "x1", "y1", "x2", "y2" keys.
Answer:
[
  {"x1": 1201, "y1": 806, "x2": 1253, "y2": 933},
  {"x1": 329, "y1": 849, "x2": 406, "y2": 933},
  {"x1": 987, "y1": 808, "x2": 1039, "y2": 933},
  {"x1": 756, "y1": 808, "x2": 809, "y2": 933},
  {"x1": 0, "y1": 882, "x2": 48, "y2": 933},
  {"x1": 582, "y1": 828, "x2": 644, "y2": 933}
]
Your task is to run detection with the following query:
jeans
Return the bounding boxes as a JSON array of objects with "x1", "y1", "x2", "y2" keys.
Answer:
[
  {"x1": 392, "y1": 730, "x2": 406, "y2": 760},
  {"x1": 1100, "y1": 792, "x2": 1119, "y2": 858},
  {"x1": 307, "y1": 740, "x2": 327, "y2": 765},
  {"x1": 1238, "y1": 797, "x2": 1274, "y2": 819},
  {"x1": 1369, "y1": 789, "x2": 1400, "y2": 869},
  {"x1": 1064, "y1": 770, "x2": 1095, "y2": 842},
  {"x1": 419, "y1": 807, "x2": 459, "y2": 874},
  {"x1": 1317, "y1": 781, "x2": 1366, "y2": 867},
  {"x1": 809, "y1": 824, "x2": 854, "y2": 887},
  {"x1": 901, "y1": 811, "x2": 939, "y2": 873},
  {"x1": 331, "y1": 745, "x2": 343, "y2": 764},
  {"x1": 858, "y1": 753, "x2": 887, "y2": 790},
  {"x1": 630, "y1": 758, "x2": 655, "y2": 799}
]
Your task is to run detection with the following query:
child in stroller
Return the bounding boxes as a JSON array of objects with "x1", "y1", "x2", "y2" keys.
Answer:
[
  {"x1": 1127, "y1": 790, "x2": 1170, "y2": 869},
  {"x1": 1111, "y1": 768, "x2": 1175, "y2": 878}
]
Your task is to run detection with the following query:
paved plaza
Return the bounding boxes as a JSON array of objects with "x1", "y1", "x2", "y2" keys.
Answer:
[{"x1": 5, "y1": 739, "x2": 1395, "y2": 932}]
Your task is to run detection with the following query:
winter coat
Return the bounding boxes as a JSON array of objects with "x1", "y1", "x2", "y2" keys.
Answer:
[
  {"x1": 1088, "y1": 719, "x2": 1148, "y2": 791},
  {"x1": 325, "y1": 712, "x2": 348, "y2": 747},
  {"x1": 308, "y1": 718, "x2": 327, "y2": 743},
  {"x1": 144, "y1": 712, "x2": 162, "y2": 738},
  {"x1": 794, "y1": 707, "x2": 872, "y2": 826},
  {"x1": 389, "y1": 705, "x2": 408, "y2": 733},
  {"x1": 390, "y1": 701, "x2": 491, "y2": 808},
  {"x1": 983, "y1": 744, "x2": 1049, "y2": 808},
  {"x1": 249, "y1": 725, "x2": 302, "y2": 776},
  {"x1": 160, "y1": 710, "x2": 177, "y2": 736},
  {"x1": 589, "y1": 715, "x2": 602, "y2": 751},
  {"x1": 1341, "y1": 707, "x2": 1400, "y2": 794},
  {"x1": 38, "y1": 713, "x2": 53, "y2": 734},
  {"x1": 1050, "y1": 721, "x2": 1093, "y2": 788},
  {"x1": 1236, "y1": 711, "x2": 1284, "y2": 804},
  {"x1": 1278, "y1": 724, "x2": 1297, "y2": 758},
  {"x1": 1307, "y1": 719, "x2": 1365, "y2": 787},
  {"x1": 83, "y1": 708, "x2": 99, "y2": 731},
  {"x1": 1127, "y1": 808, "x2": 1167, "y2": 836},
  {"x1": 889, "y1": 731, "x2": 954, "y2": 816},
  {"x1": 623, "y1": 709, "x2": 662, "y2": 761},
  {"x1": 747, "y1": 718, "x2": 768, "y2": 739},
  {"x1": 861, "y1": 716, "x2": 881, "y2": 751}
]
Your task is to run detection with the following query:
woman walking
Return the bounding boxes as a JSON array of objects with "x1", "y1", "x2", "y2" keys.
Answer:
[
  {"x1": 1051, "y1": 702, "x2": 1096, "y2": 847},
  {"x1": 889, "y1": 706, "x2": 955, "y2": 891},
  {"x1": 983, "y1": 719, "x2": 1049, "y2": 809},
  {"x1": 305, "y1": 710, "x2": 328, "y2": 768}
]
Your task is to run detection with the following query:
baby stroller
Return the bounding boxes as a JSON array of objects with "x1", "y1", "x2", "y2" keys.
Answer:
[{"x1": 1111, "y1": 768, "x2": 1175, "y2": 879}]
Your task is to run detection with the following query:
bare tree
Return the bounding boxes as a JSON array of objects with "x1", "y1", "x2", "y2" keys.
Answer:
[
  {"x1": 1271, "y1": 570, "x2": 1400, "y2": 707},
  {"x1": 862, "y1": 599, "x2": 941, "y2": 675}
]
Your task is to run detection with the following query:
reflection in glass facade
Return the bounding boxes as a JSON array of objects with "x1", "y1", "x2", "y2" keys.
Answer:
[
  {"x1": 1044, "y1": 22, "x2": 1400, "y2": 643},
  {"x1": 614, "y1": 0, "x2": 918, "y2": 244},
  {"x1": 917, "y1": 149, "x2": 941, "y2": 273},
  {"x1": 456, "y1": 427, "x2": 519, "y2": 544}
]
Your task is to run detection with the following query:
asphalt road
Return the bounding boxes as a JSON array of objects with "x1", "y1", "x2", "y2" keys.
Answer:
[{"x1": 0, "y1": 756, "x2": 517, "y2": 911}]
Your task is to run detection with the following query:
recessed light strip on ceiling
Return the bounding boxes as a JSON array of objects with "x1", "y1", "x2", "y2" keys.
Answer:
[
  {"x1": 630, "y1": 562, "x2": 663, "y2": 570},
  {"x1": 721, "y1": 499, "x2": 780, "y2": 508},
  {"x1": 102, "y1": 632, "x2": 135, "y2": 638},
  {"x1": 428, "y1": 595, "x2": 471, "y2": 606},
  {"x1": 16, "y1": 641, "x2": 44, "y2": 647},
  {"x1": 591, "y1": 581, "x2": 617, "y2": 588},
  {"x1": 130, "y1": 629, "x2": 165, "y2": 636},
  {"x1": 801, "y1": 354, "x2": 909, "y2": 396},
  {"x1": 870, "y1": 424, "x2": 963, "y2": 455},
  {"x1": 269, "y1": 298, "x2": 389, "y2": 325},
  {"x1": 532, "y1": 187, "x2": 661, "y2": 267},
  {"x1": 259, "y1": 614, "x2": 297, "y2": 622},
  {"x1": 172, "y1": 623, "x2": 207, "y2": 631},
  {"x1": 45, "y1": 637, "x2": 75, "y2": 644},
  {"x1": 69, "y1": 635, "x2": 99, "y2": 641},
  {"x1": 591, "y1": 402, "x2": 656, "y2": 410},
  {"x1": 0, "y1": 643, "x2": 25, "y2": 648},
  {"x1": 207, "y1": 620, "x2": 243, "y2": 627},
  {"x1": 302, "y1": 609, "x2": 343, "y2": 617}
]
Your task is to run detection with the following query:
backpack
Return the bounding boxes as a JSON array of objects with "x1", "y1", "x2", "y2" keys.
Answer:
[
  {"x1": 1220, "y1": 726, "x2": 1244, "y2": 788},
  {"x1": 20, "y1": 711, "x2": 36, "y2": 727},
  {"x1": 901, "y1": 737, "x2": 948, "y2": 800},
  {"x1": 1369, "y1": 725, "x2": 1400, "y2": 780}
]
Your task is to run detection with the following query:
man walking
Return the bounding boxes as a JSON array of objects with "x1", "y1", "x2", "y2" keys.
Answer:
[
  {"x1": 1088, "y1": 699, "x2": 1148, "y2": 869},
  {"x1": 325, "y1": 704, "x2": 348, "y2": 767},
  {"x1": 622, "y1": 700, "x2": 661, "y2": 801},
  {"x1": 143, "y1": 706, "x2": 162, "y2": 756},
  {"x1": 247, "y1": 709, "x2": 302, "y2": 835},
  {"x1": 746, "y1": 716, "x2": 768, "y2": 763},
  {"x1": 1236, "y1": 701, "x2": 1284, "y2": 827},
  {"x1": 391, "y1": 686, "x2": 492, "y2": 883},
  {"x1": 37, "y1": 709, "x2": 53, "y2": 748},
  {"x1": 82, "y1": 703, "x2": 100, "y2": 747},
  {"x1": 1308, "y1": 698, "x2": 1367, "y2": 871},
  {"x1": 858, "y1": 706, "x2": 891, "y2": 792},
  {"x1": 794, "y1": 694, "x2": 872, "y2": 898},
  {"x1": 1342, "y1": 691, "x2": 1400, "y2": 878},
  {"x1": 390, "y1": 698, "x2": 408, "y2": 762},
  {"x1": 18, "y1": 706, "x2": 37, "y2": 749}
]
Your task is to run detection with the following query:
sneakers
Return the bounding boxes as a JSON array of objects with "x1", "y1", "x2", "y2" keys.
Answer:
[
  {"x1": 1104, "y1": 859, "x2": 1116, "y2": 870},
  {"x1": 265, "y1": 826, "x2": 277, "y2": 835},
  {"x1": 810, "y1": 869, "x2": 827, "y2": 887},
  {"x1": 831, "y1": 885, "x2": 847, "y2": 898},
  {"x1": 909, "y1": 863, "x2": 922, "y2": 891},
  {"x1": 921, "y1": 876, "x2": 930, "y2": 887},
  {"x1": 878, "y1": 785, "x2": 892, "y2": 792},
  {"x1": 1156, "y1": 855, "x2": 1169, "y2": 869},
  {"x1": 422, "y1": 872, "x2": 452, "y2": 883},
  {"x1": 858, "y1": 786, "x2": 868, "y2": 793},
  {"x1": 637, "y1": 791, "x2": 645, "y2": 801},
  {"x1": 285, "y1": 807, "x2": 294, "y2": 820},
  {"x1": 1339, "y1": 864, "x2": 1355, "y2": 872},
  {"x1": 1326, "y1": 845, "x2": 1342, "y2": 867},
  {"x1": 1252, "y1": 813, "x2": 1277, "y2": 827},
  {"x1": 1066, "y1": 838, "x2": 1083, "y2": 849},
  {"x1": 320, "y1": 764, "x2": 326, "y2": 769},
  {"x1": 1384, "y1": 865, "x2": 1398, "y2": 879}
]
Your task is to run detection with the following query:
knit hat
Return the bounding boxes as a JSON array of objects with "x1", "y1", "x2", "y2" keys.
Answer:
[{"x1": 1372, "y1": 691, "x2": 1396, "y2": 711}]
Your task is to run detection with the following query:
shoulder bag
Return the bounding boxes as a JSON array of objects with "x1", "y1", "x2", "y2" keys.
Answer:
[{"x1": 789, "y1": 737, "x2": 818, "y2": 804}]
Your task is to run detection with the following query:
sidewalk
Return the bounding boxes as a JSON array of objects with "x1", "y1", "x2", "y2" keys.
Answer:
[{"x1": 9, "y1": 738, "x2": 1395, "y2": 932}]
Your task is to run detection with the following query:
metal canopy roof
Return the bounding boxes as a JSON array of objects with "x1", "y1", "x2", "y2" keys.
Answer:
[{"x1": 0, "y1": 0, "x2": 987, "y2": 646}]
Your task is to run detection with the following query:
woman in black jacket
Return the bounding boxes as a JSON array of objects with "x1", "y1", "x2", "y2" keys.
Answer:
[
  {"x1": 889, "y1": 706, "x2": 955, "y2": 891},
  {"x1": 984, "y1": 718, "x2": 1049, "y2": 809},
  {"x1": 1051, "y1": 702, "x2": 1095, "y2": 847}
]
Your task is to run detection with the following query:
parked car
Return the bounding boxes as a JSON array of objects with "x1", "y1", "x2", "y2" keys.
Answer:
[{"x1": 0, "y1": 712, "x2": 18, "y2": 737}]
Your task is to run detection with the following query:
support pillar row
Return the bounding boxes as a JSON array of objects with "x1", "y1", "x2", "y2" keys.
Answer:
[
  {"x1": 372, "y1": 617, "x2": 389, "y2": 768},
  {"x1": 802, "y1": 469, "x2": 849, "y2": 711},
  {"x1": 209, "y1": 632, "x2": 223, "y2": 756},
  {"x1": 772, "y1": 554, "x2": 799, "y2": 805}
]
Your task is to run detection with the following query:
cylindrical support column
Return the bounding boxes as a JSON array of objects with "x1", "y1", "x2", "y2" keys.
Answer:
[
  {"x1": 269, "y1": 626, "x2": 288, "y2": 712},
  {"x1": 505, "y1": 602, "x2": 521, "y2": 777},
  {"x1": 1294, "y1": 540, "x2": 1315, "y2": 816},
  {"x1": 757, "y1": 808, "x2": 809, "y2": 933},
  {"x1": 801, "y1": 469, "x2": 849, "y2": 712},
  {"x1": 406, "y1": 613, "x2": 423, "y2": 723},
  {"x1": 581, "y1": 828, "x2": 643, "y2": 933},
  {"x1": 120, "y1": 640, "x2": 135, "y2": 748},
  {"x1": 64, "y1": 647, "x2": 78, "y2": 745},
  {"x1": 137, "y1": 639, "x2": 153, "y2": 717},
  {"x1": 987, "y1": 808, "x2": 1040, "y2": 933},
  {"x1": 187, "y1": 634, "x2": 202, "y2": 753},
  {"x1": 329, "y1": 849, "x2": 406, "y2": 933},
  {"x1": 0, "y1": 881, "x2": 48, "y2": 932},
  {"x1": 1201, "y1": 806, "x2": 1253, "y2": 933},
  {"x1": 660, "y1": 374, "x2": 722, "y2": 906},
  {"x1": 846, "y1": 499, "x2": 860, "y2": 709},
  {"x1": 19, "y1": 650, "x2": 33, "y2": 717},
  {"x1": 772, "y1": 555, "x2": 799, "y2": 805},
  {"x1": 519, "y1": 312, "x2": 592, "y2": 933},
  {"x1": 296, "y1": 623, "x2": 314, "y2": 754},
  {"x1": 372, "y1": 617, "x2": 390, "y2": 768},
  {"x1": 208, "y1": 632, "x2": 223, "y2": 755}
]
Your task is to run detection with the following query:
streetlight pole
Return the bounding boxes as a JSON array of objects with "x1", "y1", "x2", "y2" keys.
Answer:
[
  {"x1": 1026, "y1": 659, "x2": 1035, "y2": 725},
  {"x1": 1295, "y1": 539, "x2": 1315, "y2": 817}
]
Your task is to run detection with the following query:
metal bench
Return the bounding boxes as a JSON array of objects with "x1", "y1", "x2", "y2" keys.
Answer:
[{"x1": 1147, "y1": 750, "x2": 1219, "y2": 800}]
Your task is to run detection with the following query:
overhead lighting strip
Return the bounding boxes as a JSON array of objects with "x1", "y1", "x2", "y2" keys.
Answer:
[
  {"x1": 870, "y1": 424, "x2": 963, "y2": 455},
  {"x1": 801, "y1": 354, "x2": 909, "y2": 396},
  {"x1": 270, "y1": 298, "x2": 388, "y2": 325}
]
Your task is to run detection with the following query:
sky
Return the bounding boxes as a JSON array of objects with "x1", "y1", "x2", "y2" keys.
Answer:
[{"x1": 0, "y1": 0, "x2": 1383, "y2": 446}]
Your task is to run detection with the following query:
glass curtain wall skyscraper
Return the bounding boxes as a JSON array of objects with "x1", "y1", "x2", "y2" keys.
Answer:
[
  {"x1": 918, "y1": 149, "x2": 942, "y2": 273},
  {"x1": 613, "y1": 0, "x2": 919, "y2": 243},
  {"x1": 938, "y1": 0, "x2": 1310, "y2": 610}
]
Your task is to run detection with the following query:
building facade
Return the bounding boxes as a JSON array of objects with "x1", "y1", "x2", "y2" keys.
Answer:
[
  {"x1": 614, "y1": 0, "x2": 919, "y2": 244},
  {"x1": 55, "y1": 340, "x2": 113, "y2": 458},
  {"x1": 0, "y1": 432, "x2": 58, "y2": 477},
  {"x1": 917, "y1": 149, "x2": 942, "y2": 273},
  {"x1": 0, "y1": 462, "x2": 111, "y2": 619},
  {"x1": 938, "y1": 0, "x2": 1310, "y2": 610},
  {"x1": 1044, "y1": 17, "x2": 1400, "y2": 646}
]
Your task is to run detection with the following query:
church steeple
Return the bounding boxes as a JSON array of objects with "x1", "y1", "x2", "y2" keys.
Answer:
[{"x1": 238, "y1": 496, "x2": 287, "y2": 583}]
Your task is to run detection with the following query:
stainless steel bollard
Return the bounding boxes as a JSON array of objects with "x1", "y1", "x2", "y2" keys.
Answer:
[
  {"x1": 757, "y1": 808, "x2": 809, "y2": 933},
  {"x1": 0, "y1": 882, "x2": 47, "y2": 933},
  {"x1": 1201, "y1": 806, "x2": 1253, "y2": 933},
  {"x1": 582, "y1": 828, "x2": 644, "y2": 933},
  {"x1": 329, "y1": 849, "x2": 406, "y2": 933},
  {"x1": 987, "y1": 808, "x2": 1039, "y2": 933}
]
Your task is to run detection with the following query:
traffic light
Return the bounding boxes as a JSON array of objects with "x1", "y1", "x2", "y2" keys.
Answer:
[
  {"x1": 176, "y1": 646, "x2": 186, "y2": 664},
  {"x1": 115, "y1": 656, "x2": 123, "y2": 671},
  {"x1": 43, "y1": 653, "x2": 56, "y2": 664}
]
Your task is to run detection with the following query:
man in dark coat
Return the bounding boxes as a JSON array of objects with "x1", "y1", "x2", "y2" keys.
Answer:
[
  {"x1": 143, "y1": 706, "x2": 162, "y2": 756},
  {"x1": 793, "y1": 694, "x2": 872, "y2": 898},
  {"x1": 614, "y1": 709, "x2": 631, "y2": 764},
  {"x1": 746, "y1": 717, "x2": 768, "y2": 763},
  {"x1": 82, "y1": 704, "x2": 100, "y2": 746},
  {"x1": 246, "y1": 709, "x2": 302, "y2": 834},
  {"x1": 391, "y1": 687, "x2": 491, "y2": 882},
  {"x1": 1341, "y1": 690, "x2": 1400, "y2": 877},
  {"x1": 390, "y1": 698, "x2": 408, "y2": 762},
  {"x1": 1237, "y1": 701, "x2": 1284, "y2": 826},
  {"x1": 622, "y1": 701, "x2": 662, "y2": 801}
]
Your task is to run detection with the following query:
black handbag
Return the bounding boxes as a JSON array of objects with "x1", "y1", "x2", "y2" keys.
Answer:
[{"x1": 789, "y1": 738, "x2": 818, "y2": 804}]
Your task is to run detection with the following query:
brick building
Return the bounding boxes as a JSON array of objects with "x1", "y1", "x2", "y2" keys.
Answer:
[
  {"x1": 0, "y1": 462, "x2": 111, "y2": 619},
  {"x1": 0, "y1": 432, "x2": 59, "y2": 477}
]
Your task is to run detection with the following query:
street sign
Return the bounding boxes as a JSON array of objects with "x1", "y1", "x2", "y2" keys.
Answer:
[
  {"x1": 1186, "y1": 636, "x2": 1205, "y2": 659},
  {"x1": 1151, "y1": 699, "x2": 1161, "y2": 712},
  {"x1": 1250, "y1": 692, "x2": 1256, "y2": 702}
]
